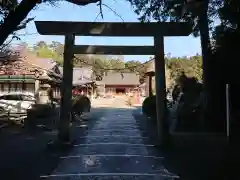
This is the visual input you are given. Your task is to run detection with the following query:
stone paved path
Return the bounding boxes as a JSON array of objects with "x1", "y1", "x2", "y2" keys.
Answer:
[{"x1": 41, "y1": 97, "x2": 178, "y2": 180}]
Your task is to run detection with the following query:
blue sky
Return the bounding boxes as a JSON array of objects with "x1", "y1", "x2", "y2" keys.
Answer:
[{"x1": 16, "y1": 0, "x2": 201, "y2": 62}]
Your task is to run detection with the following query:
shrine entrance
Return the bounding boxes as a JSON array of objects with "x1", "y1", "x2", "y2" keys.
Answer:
[{"x1": 35, "y1": 21, "x2": 191, "y2": 145}]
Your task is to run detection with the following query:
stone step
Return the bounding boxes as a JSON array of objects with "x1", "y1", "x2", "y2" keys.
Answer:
[
  {"x1": 42, "y1": 105, "x2": 178, "y2": 180},
  {"x1": 42, "y1": 173, "x2": 178, "y2": 180},
  {"x1": 75, "y1": 136, "x2": 154, "y2": 144},
  {"x1": 69, "y1": 143, "x2": 159, "y2": 156},
  {"x1": 46, "y1": 156, "x2": 169, "y2": 174},
  {"x1": 90, "y1": 126, "x2": 139, "y2": 130},
  {"x1": 83, "y1": 129, "x2": 146, "y2": 137},
  {"x1": 93, "y1": 122, "x2": 139, "y2": 126}
]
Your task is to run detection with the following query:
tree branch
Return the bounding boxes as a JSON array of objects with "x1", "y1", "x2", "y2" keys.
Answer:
[
  {"x1": 94, "y1": 0, "x2": 103, "y2": 21},
  {"x1": 0, "y1": 0, "x2": 38, "y2": 46},
  {"x1": 101, "y1": 3, "x2": 124, "y2": 22},
  {"x1": 0, "y1": 36, "x2": 14, "y2": 51},
  {"x1": 0, "y1": 0, "x2": 100, "y2": 46}
]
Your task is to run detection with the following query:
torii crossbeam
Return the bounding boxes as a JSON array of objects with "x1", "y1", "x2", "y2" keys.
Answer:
[{"x1": 35, "y1": 21, "x2": 192, "y2": 145}]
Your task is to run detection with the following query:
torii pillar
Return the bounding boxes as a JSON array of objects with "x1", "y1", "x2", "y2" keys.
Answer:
[
  {"x1": 35, "y1": 21, "x2": 191, "y2": 145},
  {"x1": 154, "y1": 36, "x2": 168, "y2": 143},
  {"x1": 58, "y1": 34, "x2": 75, "y2": 143}
]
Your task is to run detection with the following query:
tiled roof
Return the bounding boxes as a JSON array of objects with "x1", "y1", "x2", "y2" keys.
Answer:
[
  {"x1": 59, "y1": 67, "x2": 94, "y2": 85},
  {"x1": 0, "y1": 58, "x2": 37, "y2": 75},
  {"x1": 146, "y1": 60, "x2": 154, "y2": 72},
  {"x1": 19, "y1": 49, "x2": 57, "y2": 71},
  {"x1": 0, "y1": 50, "x2": 58, "y2": 76},
  {"x1": 102, "y1": 72, "x2": 140, "y2": 85}
]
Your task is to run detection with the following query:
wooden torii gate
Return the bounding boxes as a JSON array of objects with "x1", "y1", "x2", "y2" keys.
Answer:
[{"x1": 35, "y1": 21, "x2": 191, "y2": 145}]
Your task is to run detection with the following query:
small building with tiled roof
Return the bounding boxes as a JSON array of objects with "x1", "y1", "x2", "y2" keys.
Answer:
[
  {"x1": 99, "y1": 72, "x2": 140, "y2": 95},
  {"x1": 59, "y1": 67, "x2": 94, "y2": 86},
  {"x1": 0, "y1": 48, "x2": 62, "y2": 96},
  {"x1": 59, "y1": 66, "x2": 96, "y2": 96}
]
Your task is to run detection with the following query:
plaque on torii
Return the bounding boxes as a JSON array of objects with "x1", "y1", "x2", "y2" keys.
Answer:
[{"x1": 35, "y1": 21, "x2": 192, "y2": 145}]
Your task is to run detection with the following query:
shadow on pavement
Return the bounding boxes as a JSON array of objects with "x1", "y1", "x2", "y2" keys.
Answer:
[
  {"x1": 0, "y1": 107, "x2": 141, "y2": 180},
  {"x1": 0, "y1": 106, "x2": 231, "y2": 180},
  {"x1": 133, "y1": 108, "x2": 231, "y2": 180}
]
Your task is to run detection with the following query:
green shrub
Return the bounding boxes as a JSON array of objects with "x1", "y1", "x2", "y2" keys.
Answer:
[
  {"x1": 72, "y1": 95, "x2": 91, "y2": 116},
  {"x1": 142, "y1": 95, "x2": 156, "y2": 118},
  {"x1": 174, "y1": 76, "x2": 205, "y2": 132}
]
